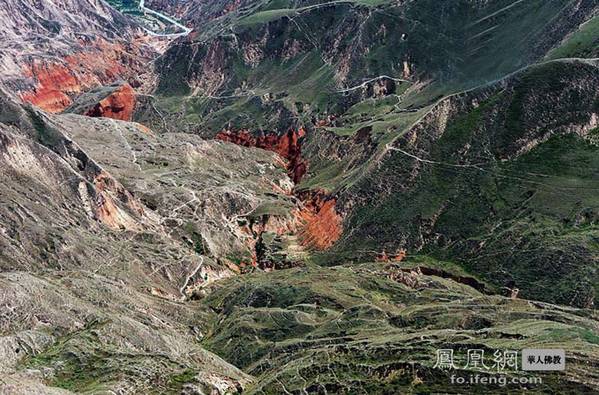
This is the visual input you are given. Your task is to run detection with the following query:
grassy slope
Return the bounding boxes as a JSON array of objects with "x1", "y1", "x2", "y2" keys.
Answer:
[
  {"x1": 547, "y1": 15, "x2": 599, "y2": 60},
  {"x1": 197, "y1": 262, "x2": 599, "y2": 393},
  {"x1": 105, "y1": 0, "x2": 139, "y2": 12},
  {"x1": 21, "y1": 259, "x2": 599, "y2": 393},
  {"x1": 324, "y1": 61, "x2": 599, "y2": 307},
  {"x1": 153, "y1": 0, "x2": 590, "y2": 128}
]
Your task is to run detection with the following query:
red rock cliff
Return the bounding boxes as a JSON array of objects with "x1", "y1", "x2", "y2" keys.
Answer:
[
  {"x1": 84, "y1": 84, "x2": 136, "y2": 121},
  {"x1": 216, "y1": 128, "x2": 307, "y2": 183},
  {"x1": 20, "y1": 62, "x2": 80, "y2": 113},
  {"x1": 20, "y1": 38, "x2": 149, "y2": 113},
  {"x1": 294, "y1": 190, "x2": 343, "y2": 250}
]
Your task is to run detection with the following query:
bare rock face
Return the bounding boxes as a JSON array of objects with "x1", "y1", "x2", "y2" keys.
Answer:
[
  {"x1": 216, "y1": 128, "x2": 307, "y2": 183},
  {"x1": 85, "y1": 83, "x2": 136, "y2": 121},
  {"x1": 19, "y1": 61, "x2": 82, "y2": 113},
  {"x1": 0, "y1": 89, "x2": 157, "y2": 266},
  {"x1": 17, "y1": 42, "x2": 151, "y2": 113},
  {"x1": 294, "y1": 190, "x2": 343, "y2": 250},
  {"x1": 0, "y1": 0, "x2": 153, "y2": 113},
  {"x1": 52, "y1": 112, "x2": 299, "y2": 269},
  {"x1": 66, "y1": 82, "x2": 137, "y2": 121}
]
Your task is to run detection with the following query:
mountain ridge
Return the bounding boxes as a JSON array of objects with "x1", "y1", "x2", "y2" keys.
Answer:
[{"x1": 0, "y1": 0, "x2": 598, "y2": 393}]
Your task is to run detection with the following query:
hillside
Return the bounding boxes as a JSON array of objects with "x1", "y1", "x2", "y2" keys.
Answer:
[
  {"x1": 0, "y1": 0, "x2": 152, "y2": 113},
  {"x1": 323, "y1": 59, "x2": 599, "y2": 308},
  {"x1": 149, "y1": 0, "x2": 596, "y2": 131},
  {"x1": 0, "y1": 0, "x2": 598, "y2": 393},
  {"x1": 141, "y1": 0, "x2": 599, "y2": 307}
]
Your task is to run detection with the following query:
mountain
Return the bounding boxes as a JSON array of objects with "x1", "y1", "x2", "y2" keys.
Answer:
[
  {"x1": 153, "y1": 0, "x2": 596, "y2": 112},
  {"x1": 144, "y1": 0, "x2": 599, "y2": 306},
  {"x1": 0, "y1": 0, "x2": 598, "y2": 393},
  {"x1": 0, "y1": 0, "x2": 153, "y2": 113},
  {"x1": 0, "y1": 86, "x2": 284, "y2": 393},
  {"x1": 322, "y1": 59, "x2": 599, "y2": 308}
]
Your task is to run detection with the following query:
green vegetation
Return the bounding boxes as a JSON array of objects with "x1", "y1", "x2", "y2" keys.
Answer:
[
  {"x1": 146, "y1": 0, "x2": 599, "y2": 312},
  {"x1": 237, "y1": 8, "x2": 298, "y2": 26},
  {"x1": 154, "y1": 0, "x2": 592, "y2": 135},
  {"x1": 23, "y1": 321, "x2": 113, "y2": 392},
  {"x1": 328, "y1": 61, "x2": 599, "y2": 307},
  {"x1": 20, "y1": 319, "x2": 214, "y2": 394},
  {"x1": 197, "y1": 262, "x2": 599, "y2": 393},
  {"x1": 183, "y1": 222, "x2": 207, "y2": 255},
  {"x1": 4, "y1": 0, "x2": 599, "y2": 393},
  {"x1": 166, "y1": 369, "x2": 199, "y2": 393},
  {"x1": 547, "y1": 15, "x2": 599, "y2": 59},
  {"x1": 105, "y1": 0, "x2": 139, "y2": 13}
]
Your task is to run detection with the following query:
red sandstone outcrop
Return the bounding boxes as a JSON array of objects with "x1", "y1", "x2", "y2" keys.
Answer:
[
  {"x1": 216, "y1": 130, "x2": 342, "y2": 252},
  {"x1": 294, "y1": 190, "x2": 343, "y2": 250},
  {"x1": 20, "y1": 62, "x2": 80, "y2": 112},
  {"x1": 91, "y1": 171, "x2": 147, "y2": 230},
  {"x1": 216, "y1": 128, "x2": 307, "y2": 183},
  {"x1": 376, "y1": 249, "x2": 407, "y2": 262},
  {"x1": 84, "y1": 84, "x2": 136, "y2": 121},
  {"x1": 18, "y1": 38, "x2": 151, "y2": 113}
]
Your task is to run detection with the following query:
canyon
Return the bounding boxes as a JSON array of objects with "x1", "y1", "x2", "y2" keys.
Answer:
[{"x1": 0, "y1": 0, "x2": 598, "y2": 394}]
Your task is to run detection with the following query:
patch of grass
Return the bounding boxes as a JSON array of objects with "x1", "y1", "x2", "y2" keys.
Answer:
[
  {"x1": 547, "y1": 15, "x2": 599, "y2": 59},
  {"x1": 23, "y1": 320, "x2": 111, "y2": 392},
  {"x1": 237, "y1": 8, "x2": 297, "y2": 26},
  {"x1": 183, "y1": 222, "x2": 207, "y2": 255},
  {"x1": 249, "y1": 201, "x2": 294, "y2": 218},
  {"x1": 166, "y1": 369, "x2": 198, "y2": 392}
]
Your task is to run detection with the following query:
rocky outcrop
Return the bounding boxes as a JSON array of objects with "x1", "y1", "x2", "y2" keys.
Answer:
[
  {"x1": 375, "y1": 249, "x2": 407, "y2": 262},
  {"x1": 90, "y1": 170, "x2": 147, "y2": 230},
  {"x1": 216, "y1": 128, "x2": 307, "y2": 183},
  {"x1": 19, "y1": 61, "x2": 79, "y2": 112},
  {"x1": 49, "y1": 110, "x2": 303, "y2": 275},
  {"x1": 0, "y1": 0, "x2": 134, "y2": 40},
  {"x1": 215, "y1": 128, "x2": 345, "y2": 254},
  {"x1": 83, "y1": 83, "x2": 136, "y2": 121},
  {"x1": 18, "y1": 40, "x2": 150, "y2": 113},
  {"x1": 0, "y1": 0, "x2": 152, "y2": 113},
  {"x1": 295, "y1": 190, "x2": 343, "y2": 250}
]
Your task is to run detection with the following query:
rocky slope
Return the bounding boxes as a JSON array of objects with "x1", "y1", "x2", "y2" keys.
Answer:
[
  {"x1": 0, "y1": 0, "x2": 154, "y2": 113},
  {"x1": 65, "y1": 83, "x2": 138, "y2": 121},
  {"x1": 0, "y1": 86, "x2": 293, "y2": 392},
  {"x1": 1, "y1": 0, "x2": 599, "y2": 393},
  {"x1": 142, "y1": 0, "x2": 599, "y2": 307}
]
